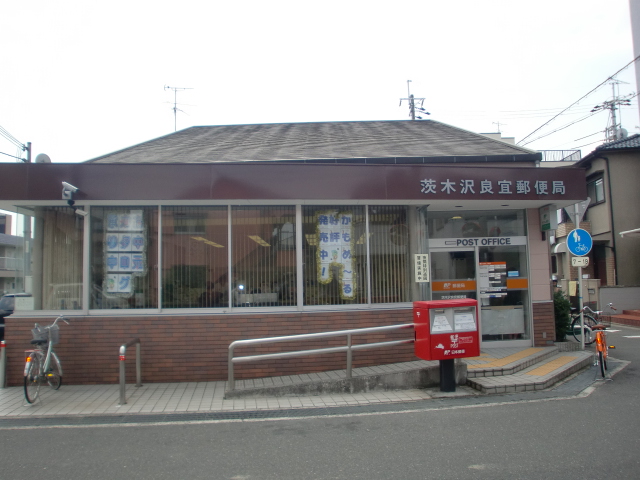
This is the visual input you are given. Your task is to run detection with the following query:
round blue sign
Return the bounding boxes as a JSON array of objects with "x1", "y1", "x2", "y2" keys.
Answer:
[{"x1": 567, "y1": 228, "x2": 592, "y2": 256}]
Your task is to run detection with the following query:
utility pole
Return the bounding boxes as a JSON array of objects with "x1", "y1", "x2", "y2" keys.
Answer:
[
  {"x1": 591, "y1": 79, "x2": 633, "y2": 141},
  {"x1": 399, "y1": 80, "x2": 429, "y2": 120},
  {"x1": 164, "y1": 85, "x2": 193, "y2": 131}
]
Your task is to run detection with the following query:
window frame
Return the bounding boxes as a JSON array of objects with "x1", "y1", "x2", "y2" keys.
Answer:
[{"x1": 587, "y1": 175, "x2": 605, "y2": 206}]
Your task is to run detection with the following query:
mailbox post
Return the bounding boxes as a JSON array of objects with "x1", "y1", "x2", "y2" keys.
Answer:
[{"x1": 413, "y1": 299, "x2": 480, "y2": 392}]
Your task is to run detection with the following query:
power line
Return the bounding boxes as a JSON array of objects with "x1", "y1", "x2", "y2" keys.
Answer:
[
  {"x1": 520, "y1": 110, "x2": 603, "y2": 146},
  {"x1": 0, "y1": 150, "x2": 24, "y2": 160},
  {"x1": 0, "y1": 125, "x2": 23, "y2": 148},
  {"x1": 517, "y1": 54, "x2": 640, "y2": 146}
]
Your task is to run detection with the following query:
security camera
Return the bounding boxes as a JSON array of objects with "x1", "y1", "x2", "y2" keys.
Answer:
[
  {"x1": 62, "y1": 181, "x2": 79, "y2": 200},
  {"x1": 62, "y1": 182, "x2": 79, "y2": 193},
  {"x1": 75, "y1": 209, "x2": 89, "y2": 217}
]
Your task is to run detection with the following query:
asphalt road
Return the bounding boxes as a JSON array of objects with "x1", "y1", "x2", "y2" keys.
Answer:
[{"x1": 1, "y1": 324, "x2": 639, "y2": 480}]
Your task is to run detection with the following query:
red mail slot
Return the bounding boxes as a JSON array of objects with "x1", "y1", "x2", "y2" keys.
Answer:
[{"x1": 414, "y1": 299, "x2": 480, "y2": 361}]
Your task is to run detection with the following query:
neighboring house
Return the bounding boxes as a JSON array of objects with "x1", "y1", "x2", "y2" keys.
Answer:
[
  {"x1": 1, "y1": 212, "x2": 23, "y2": 293},
  {"x1": 551, "y1": 134, "x2": 640, "y2": 305}
]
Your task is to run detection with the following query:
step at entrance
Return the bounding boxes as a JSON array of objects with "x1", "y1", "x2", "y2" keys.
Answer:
[
  {"x1": 465, "y1": 347, "x2": 558, "y2": 378},
  {"x1": 466, "y1": 351, "x2": 593, "y2": 394}
]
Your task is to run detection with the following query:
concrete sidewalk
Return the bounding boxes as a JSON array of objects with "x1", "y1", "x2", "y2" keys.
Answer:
[{"x1": 0, "y1": 346, "x2": 599, "y2": 419}]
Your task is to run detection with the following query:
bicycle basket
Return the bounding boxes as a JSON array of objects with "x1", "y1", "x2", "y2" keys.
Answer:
[{"x1": 31, "y1": 324, "x2": 60, "y2": 344}]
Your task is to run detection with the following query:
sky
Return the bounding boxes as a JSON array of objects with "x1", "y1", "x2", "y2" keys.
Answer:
[{"x1": 0, "y1": 0, "x2": 638, "y2": 165}]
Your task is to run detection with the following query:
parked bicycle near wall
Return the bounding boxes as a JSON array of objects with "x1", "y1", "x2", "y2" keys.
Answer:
[
  {"x1": 570, "y1": 303, "x2": 616, "y2": 345},
  {"x1": 23, "y1": 315, "x2": 70, "y2": 404}
]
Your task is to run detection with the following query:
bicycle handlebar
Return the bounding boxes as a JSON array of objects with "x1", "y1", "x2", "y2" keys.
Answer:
[
  {"x1": 52, "y1": 315, "x2": 70, "y2": 326},
  {"x1": 582, "y1": 303, "x2": 616, "y2": 316}
]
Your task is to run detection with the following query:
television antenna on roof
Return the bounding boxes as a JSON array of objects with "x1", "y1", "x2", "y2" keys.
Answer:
[{"x1": 164, "y1": 85, "x2": 193, "y2": 131}]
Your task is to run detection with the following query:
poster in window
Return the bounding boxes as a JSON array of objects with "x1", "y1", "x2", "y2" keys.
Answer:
[
  {"x1": 316, "y1": 210, "x2": 356, "y2": 299},
  {"x1": 104, "y1": 209, "x2": 146, "y2": 298}
]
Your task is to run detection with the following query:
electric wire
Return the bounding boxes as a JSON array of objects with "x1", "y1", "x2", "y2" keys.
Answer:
[
  {"x1": 518, "y1": 54, "x2": 640, "y2": 146},
  {"x1": 0, "y1": 150, "x2": 24, "y2": 160},
  {"x1": 0, "y1": 125, "x2": 24, "y2": 148},
  {"x1": 518, "y1": 110, "x2": 603, "y2": 146}
]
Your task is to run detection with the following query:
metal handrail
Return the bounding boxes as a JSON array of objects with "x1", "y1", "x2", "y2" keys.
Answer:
[
  {"x1": 227, "y1": 323, "x2": 414, "y2": 391},
  {"x1": 119, "y1": 338, "x2": 142, "y2": 405}
]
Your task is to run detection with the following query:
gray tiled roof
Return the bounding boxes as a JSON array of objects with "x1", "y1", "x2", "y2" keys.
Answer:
[
  {"x1": 85, "y1": 120, "x2": 540, "y2": 164},
  {"x1": 595, "y1": 133, "x2": 640, "y2": 151}
]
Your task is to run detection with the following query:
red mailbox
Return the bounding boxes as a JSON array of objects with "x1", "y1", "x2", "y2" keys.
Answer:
[{"x1": 414, "y1": 299, "x2": 480, "y2": 361}]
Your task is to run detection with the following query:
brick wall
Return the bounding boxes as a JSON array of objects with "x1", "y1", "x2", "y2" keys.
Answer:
[
  {"x1": 606, "y1": 256, "x2": 616, "y2": 286},
  {"x1": 4, "y1": 309, "x2": 416, "y2": 386},
  {"x1": 532, "y1": 301, "x2": 555, "y2": 346},
  {"x1": 6, "y1": 303, "x2": 556, "y2": 386}
]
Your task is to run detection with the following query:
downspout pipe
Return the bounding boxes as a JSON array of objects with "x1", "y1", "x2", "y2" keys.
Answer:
[{"x1": 599, "y1": 156, "x2": 619, "y2": 285}]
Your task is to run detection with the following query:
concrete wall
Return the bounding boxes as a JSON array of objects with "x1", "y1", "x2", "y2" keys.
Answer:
[
  {"x1": 609, "y1": 152, "x2": 640, "y2": 285},
  {"x1": 600, "y1": 286, "x2": 640, "y2": 311}
]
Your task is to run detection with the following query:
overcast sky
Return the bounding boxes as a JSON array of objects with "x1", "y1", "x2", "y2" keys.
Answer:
[{"x1": 0, "y1": 0, "x2": 637, "y2": 165}]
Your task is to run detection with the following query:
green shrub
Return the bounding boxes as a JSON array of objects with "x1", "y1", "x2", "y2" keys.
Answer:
[{"x1": 554, "y1": 290, "x2": 572, "y2": 341}]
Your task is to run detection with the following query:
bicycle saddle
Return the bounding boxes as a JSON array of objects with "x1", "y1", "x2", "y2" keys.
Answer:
[{"x1": 30, "y1": 339, "x2": 47, "y2": 345}]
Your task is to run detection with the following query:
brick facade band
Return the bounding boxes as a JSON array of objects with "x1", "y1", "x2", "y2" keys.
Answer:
[{"x1": 5, "y1": 306, "x2": 554, "y2": 386}]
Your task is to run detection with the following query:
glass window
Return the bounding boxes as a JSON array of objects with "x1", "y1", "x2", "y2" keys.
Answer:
[
  {"x1": 587, "y1": 177, "x2": 605, "y2": 205},
  {"x1": 478, "y1": 245, "x2": 530, "y2": 341},
  {"x1": 231, "y1": 206, "x2": 296, "y2": 307},
  {"x1": 162, "y1": 206, "x2": 229, "y2": 308},
  {"x1": 428, "y1": 210, "x2": 526, "y2": 239},
  {"x1": 369, "y1": 206, "x2": 410, "y2": 303},
  {"x1": 0, "y1": 212, "x2": 25, "y2": 295},
  {"x1": 29, "y1": 207, "x2": 84, "y2": 310},
  {"x1": 430, "y1": 250, "x2": 477, "y2": 302},
  {"x1": 302, "y1": 206, "x2": 366, "y2": 305},
  {"x1": 90, "y1": 207, "x2": 158, "y2": 309}
]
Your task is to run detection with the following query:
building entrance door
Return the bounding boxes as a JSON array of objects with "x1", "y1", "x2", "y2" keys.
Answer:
[
  {"x1": 430, "y1": 246, "x2": 531, "y2": 347},
  {"x1": 429, "y1": 249, "x2": 477, "y2": 301}
]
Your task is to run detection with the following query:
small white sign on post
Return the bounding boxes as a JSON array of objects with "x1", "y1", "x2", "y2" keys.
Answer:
[
  {"x1": 414, "y1": 254, "x2": 429, "y2": 282},
  {"x1": 571, "y1": 257, "x2": 589, "y2": 267}
]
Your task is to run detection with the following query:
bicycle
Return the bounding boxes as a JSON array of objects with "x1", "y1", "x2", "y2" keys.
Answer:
[
  {"x1": 23, "y1": 315, "x2": 70, "y2": 404},
  {"x1": 592, "y1": 323, "x2": 611, "y2": 379},
  {"x1": 570, "y1": 303, "x2": 616, "y2": 345}
]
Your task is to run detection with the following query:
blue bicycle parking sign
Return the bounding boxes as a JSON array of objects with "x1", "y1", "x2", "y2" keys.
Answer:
[{"x1": 567, "y1": 228, "x2": 592, "y2": 256}]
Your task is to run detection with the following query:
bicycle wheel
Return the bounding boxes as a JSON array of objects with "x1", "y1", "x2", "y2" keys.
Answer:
[
  {"x1": 571, "y1": 314, "x2": 597, "y2": 345},
  {"x1": 598, "y1": 350, "x2": 606, "y2": 378},
  {"x1": 46, "y1": 352, "x2": 63, "y2": 390},
  {"x1": 24, "y1": 351, "x2": 43, "y2": 404}
]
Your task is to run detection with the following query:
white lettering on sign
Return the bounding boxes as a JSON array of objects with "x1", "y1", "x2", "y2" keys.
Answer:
[
  {"x1": 443, "y1": 349, "x2": 466, "y2": 356},
  {"x1": 420, "y1": 179, "x2": 566, "y2": 196},
  {"x1": 456, "y1": 237, "x2": 512, "y2": 247}
]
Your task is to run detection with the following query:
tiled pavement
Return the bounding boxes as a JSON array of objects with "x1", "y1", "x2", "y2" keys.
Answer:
[{"x1": 0, "y1": 346, "x2": 614, "y2": 420}]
